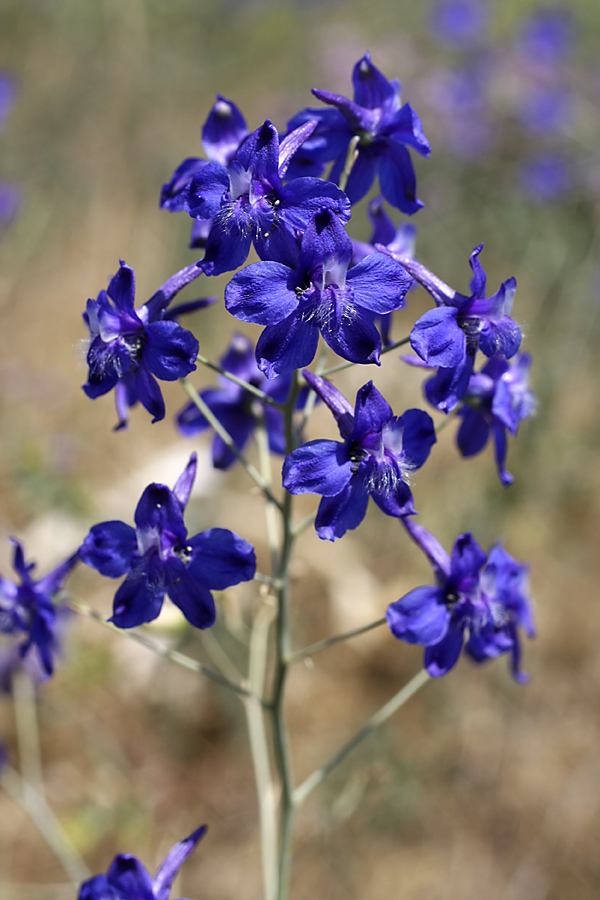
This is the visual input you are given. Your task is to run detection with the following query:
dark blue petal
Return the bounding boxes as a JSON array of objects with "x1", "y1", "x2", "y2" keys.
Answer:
[
  {"x1": 282, "y1": 440, "x2": 353, "y2": 497},
  {"x1": 299, "y1": 208, "x2": 352, "y2": 277},
  {"x1": 352, "y1": 381, "x2": 392, "y2": 440},
  {"x1": 78, "y1": 873, "x2": 120, "y2": 900},
  {"x1": 478, "y1": 317, "x2": 522, "y2": 359},
  {"x1": 202, "y1": 96, "x2": 248, "y2": 166},
  {"x1": 107, "y1": 855, "x2": 154, "y2": 900},
  {"x1": 401, "y1": 517, "x2": 451, "y2": 580},
  {"x1": 144, "y1": 321, "x2": 198, "y2": 381},
  {"x1": 263, "y1": 405, "x2": 286, "y2": 456},
  {"x1": 160, "y1": 158, "x2": 209, "y2": 212},
  {"x1": 172, "y1": 453, "x2": 197, "y2": 511},
  {"x1": 315, "y1": 478, "x2": 370, "y2": 541},
  {"x1": 347, "y1": 252, "x2": 412, "y2": 313},
  {"x1": 225, "y1": 262, "x2": 298, "y2": 325},
  {"x1": 312, "y1": 88, "x2": 375, "y2": 132},
  {"x1": 107, "y1": 262, "x2": 136, "y2": 312},
  {"x1": 457, "y1": 407, "x2": 490, "y2": 457},
  {"x1": 424, "y1": 623, "x2": 465, "y2": 676},
  {"x1": 186, "y1": 162, "x2": 230, "y2": 219},
  {"x1": 380, "y1": 103, "x2": 431, "y2": 156},
  {"x1": 256, "y1": 315, "x2": 319, "y2": 378},
  {"x1": 134, "y1": 367, "x2": 165, "y2": 423},
  {"x1": 236, "y1": 120, "x2": 280, "y2": 184},
  {"x1": 493, "y1": 421, "x2": 514, "y2": 486},
  {"x1": 83, "y1": 337, "x2": 130, "y2": 398},
  {"x1": 336, "y1": 147, "x2": 377, "y2": 205},
  {"x1": 286, "y1": 106, "x2": 352, "y2": 166},
  {"x1": 302, "y1": 371, "x2": 355, "y2": 440},
  {"x1": 134, "y1": 483, "x2": 187, "y2": 542},
  {"x1": 165, "y1": 558, "x2": 216, "y2": 629},
  {"x1": 278, "y1": 178, "x2": 351, "y2": 231},
  {"x1": 186, "y1": 528, "x2": 256, "y2": 589},
  {"x1": 400, "y1": 408, "x2": 437, "y2": 470},
  {"x1": 352, "y1": 52, "x2": 397, "y2": 109},
  {"x1": 410, "y1": 306, "x2": 465, "y2": 367},
  {"x1": 377, "y1": 141, "x2": 423, "y2": 215},
  {"x1": 425, "y1": 359, "x2": 474, "y2": 413},
  {"x1": 370, "y1": 466, "x2": 414, "y2": 517},
  {"x1": 387, "y1": 586, "x2": 450, "y2": 645},
  {"x1": 449, "y1": 533, "x2": 487, "y2": 586},
  {"x1": 153, "y1": 826, "x2": 207, "y2": 900},
  {"x1": 278, "y1": 118, "x2": 317, "y2": 178},
  {"x1": 468, "y1": 244, "x2": 487, "y2": 297},
  {"x1": 201, "y1": 202, "x2": 253, "y2": 276},
  {"x1": 319, "y1": 288, "x2": 381, "y2": 365},
  {"x1": 79, "y1": 521, "x2": 137, "y2": 578},
  {"x1": 109, "y1": 556, "x2": 165, "y2": 628}
]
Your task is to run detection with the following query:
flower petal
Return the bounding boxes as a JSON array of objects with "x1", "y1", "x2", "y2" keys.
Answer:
[
  {"x1": 225, "y1": 262, "x2": 298, "y2": 325},
  {"x1": 202, "y1": 96, "x2": 248, "y2": 166},
  {"x1": 256, "y1": 315, "x2": 319, "y2": 378},
  {"x1": 153, "y1": 826, "x2": 207, "y2": 900},
  {"x1": 109, "y1": 556, "x2": 166, "y2": 628},
  {"x1": 424, "y1": 623, "x2": 465, "y2": 676},
  {"x1": 346, "y1": 251, "x2": 412, "y2": 313},
  {"x1": 165, "y1": 558, "x2": 216, "y2": 629},
  {"x1": 186, "y1": 528, "x2": 256, "y2": 590},
  {"x1": 79, "y1": 522, "x2": 137, "y2": 578},
  {"x1": 410, "y1": 306, "x2": 465, "y2": 367},
  {"x1": 376, "y1": 141, "x2": 423, "y2": 215},
  {"x1": 144, "y1": 321, "x2": 198, "y2": 381},
  {"x1": 282, "y1": 440, "x2": 353, "y2": 497},
  {"x1": 314, "y1": 478, "x2": 370, "y2": 541},
  {"x1": 387, "y1": 586, "x2": 450, "y2": 645}
]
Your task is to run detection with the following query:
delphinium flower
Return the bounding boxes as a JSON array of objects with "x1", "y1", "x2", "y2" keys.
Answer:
[
  {"x1": 82, "y1": 261, "x2": 212, "y2": 429},
  {"x1": 520, "y1": 152, "x2": 572, "y2": 203},
  {"x1": 0, "y1": 539, "x2": 78, "y2": 679},
  {"x1": 456, "y1": 353, "x2": 535, "y2": 486},
  {"x1": 395, "y1": 244, "x2": 521, "y2": 413},
  {"x1": 161, "y1": 95, "x2": 249, "y2": 249},
  {"x1": 0, "y1": 602, "x2": 73, "y2": 692},
  {"x1": 351, "y1": 197, "x2": 417, "y2": 346},
  {"x1": 517, "y1": 9, "x2": 575, "y2": 70},
  {"x1": 78, "y1": 825, "x2": 207, "y2": 900},
  {"x1": 386, "y1": 518, "x2": 534, "y2": 680},
  {"x1": 428, "y1": 0, "x2": 489, "y2": 48},
  {"x1": 286, "y1": 52, "x2": 430, "y2": 213},
  {"x1": 282, "y1": 372, "x2": 436, "y2": 541},
  {"x1": 225, "y1": 207, "x2": 413, "y2": 376},
  {"x1": 79, "y1": 454, "x2": 256, "y2": 629},
  {"x1": 170, "y1": 118, "x2": 350, "y2": 276},
  {"x1": 177, "y1": 332, "x2": 294, "y2": 468}
]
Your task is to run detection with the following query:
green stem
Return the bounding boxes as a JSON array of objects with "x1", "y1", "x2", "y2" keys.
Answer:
[
  {"x1": 196, "y1": 352, "x2": 283, "y2": 408},
  {"x1": 291, "y1": 510, "x2": 317, "y2": 539},
  {"x1": 293, "y1": 668, "x2": 430, "y2": 806},
  {"x1": 67, "y1": 596, "x2": 266, "y2": 707},
  {"x1": 290, "y1": 617, "x2": 387, "y2": 663},
  {"x1": 319, "y1": 335, "x2": 411, "y2": 377},
  {"x1": 338, "y1": 135, "x2": 360, "y2": 193},
  {"x1": 180, "y1": 378, "x2": 283, "y2": 510}
]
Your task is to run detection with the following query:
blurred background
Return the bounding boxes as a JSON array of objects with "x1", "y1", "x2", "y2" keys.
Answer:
[{"x1": 0, "y1": 0, "x2": 600, "y2": 897}]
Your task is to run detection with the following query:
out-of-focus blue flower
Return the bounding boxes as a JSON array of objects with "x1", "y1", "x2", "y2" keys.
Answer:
[
  {"x1": 282, "y1": 372, "x2": 435, "y2": 541},
  {"x1": 0, "y1": 602, "x2": 73, "y2": 692},
  {"x1": 456, "y1": 353, "x2": 535, "y2": 486},
  {"x1": 428, "y1": 0, "x2": 489, "y2": 48},
  {"x1": 225, "y1": 208, "x2": 412, "y2": 376},
  {"x1": 82, "y1": 261, "x2": 213, "y2": 429},
  {"x1": 177, "y1": 119, "x2": 350, "y2": 276},
  {"x1": 517, "y1": 9, "x2": 575, "y2": 67},
  {"x1": 397, "y1": 245, "x2": 521, "y2": 412},
  {"x1": 351, "y1": 197, "x2": 417, "y2": 345},
  {"x1": 520, "y1": 153, "x2": 572, "y2": 202},
  {"x1": 0, "y1": 182, "x2": 22, "y2": 226},
  {"x1": 518, "y1": 85, "x2": 572, "y2": 135},
  {"x1": 79, "y1": 454, "x2": 256, "y2": 629},
  {"x1": 0, "y1": 540, "x2": 78, "y2": 679},
  {"x1": 79, "y1": 825, "x2": 207, "y2": 900},
  {"x1": 425, "y1": 63, "x2": 493, "y2": 158},
  {"x1": 0, "y1": 73, "x2": 17, "y2": 132},
  {"x1": 177, "y1": 333, "x2": 293, "y2": 468},
  {"x1": 386, "y1": 518, "x2": 534, "y2": 680},
  {"x1": 286, "y1": 52, "x2": 430, "y2": 213}
]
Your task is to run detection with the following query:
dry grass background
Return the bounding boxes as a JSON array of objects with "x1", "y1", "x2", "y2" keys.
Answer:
[{"x1": 1, "y1": 1, "x2": 600, "y2": 898}]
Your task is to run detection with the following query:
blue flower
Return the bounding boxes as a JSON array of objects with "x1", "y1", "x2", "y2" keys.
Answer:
[
  {"x1": 282, "y1": 372, "x2": 436, "y2": 541},
  {"x1": 79, "y1": 825, "x2": 206, "y2": 900},
  {"x1": 83, "y1": 261, "x2": 206, "y2": 429},
  {"x1": 400, "y1": 245, "x2": 521, "y2": 413},
  {"x1": 180, "y1": 119, "x2": 350, "y2": 276},
  {"x1": 386, "y1": 518, "x2": 534, "y2": 680},
  {"x1": 428, "y1": 0, "x2": 489, "y2": 47},
  {"x1": 456, "y1": 353, "x2": 535, "y2": 486},
  {"x1": 0, "y1": 540, "x2": 78, "y2": 679},
  {"x1": 225, "y1": 208, "x2": 412, "y2": 376},
  {"x1": 286, "y1": 52, "x2": 430, "y2": 212},
  {"x1": 177, "y1": 333, "x2": 293, "y2": 468},
  {"x1": 79, "y1": 454, "x2": 256, "y2": 629}
]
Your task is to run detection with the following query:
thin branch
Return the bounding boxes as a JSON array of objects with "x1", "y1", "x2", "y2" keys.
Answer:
[
  {"x1": 338, "y1": 135, "x2": 360, "y2": 194},
  {"x1": 319, "y1": 335, "x2": 411, "y2": 377},
  {"x1": 180, "y1": 378, "x2": 283, "y2": 511},
  {"x1": 293, "y1": 668, "x2": 430, "y2": 805},
  {"x1": 67, "y1": 596, "x2": 267, "y2": 707},
  {"x1": 291, "y1": 510, "x2": 317, "y2": 539},
  {"x1": 196, "y1": 352, "x2": 283, "y2": 408},
  {"x1": 289, "y1": 617, "x2": 387, "y2": 664}
]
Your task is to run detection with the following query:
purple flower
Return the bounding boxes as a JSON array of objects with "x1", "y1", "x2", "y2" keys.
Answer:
[
  {"x1": 457, "y1": 353, "x2": 535, "y2": 486},
  {"x1": 83, "y1": 261, "x2": 207, "y2": 429},
  {"x1": 180, "y1": 119, "x2": 350, "y2": 276},
  {"x1": 0, "y1": 182, "x2": 22, "y2": 226},
  {"x1": 225, "y1": 208, "x2": 412, "y2": 376},
  {"x1": 79, "y1": 454, "x2": 256, "y2": 629},
  {"x1": 351, "y1": 197, "x2": 417, "y2": 345},
  {"x1": 398, "y1": 245, "x2": 521, "y2": 413},
  {"x1": 177, "y1": 333, "x2": 293, "y2": 468},
  {"x1": 79, "y1": 825, "x2": 206, "y2": 900},
  {"x1": 520, "y1": 153, "x2": 572, "y2": 202},
  {"x1": 282, "y1": 372, "x2": 436, "y2": 541},
  {"x1": 0, "y1": 540, "x2": 78, "y2": 679},
  {"x1": 0, "y1": 602, "x2": 73, "y2": 692},
  {"x1": 517, "y1": 10, "x2": 575, "y2": 67},
  {"x1": 286, "y1": 52, "x2": 430, "y2": 213},
  {"x1": 386, "y1": 518, "x2": 534, "y2": 680},
  {"x1": 518, "y1": 85, "x2": 572, "y2": 136},
  {"x1": 0, "y1": 73, "x2": 17, "y2": 132},
  {"x1": 428, "y1": 0, "x2": 489, "y2": 47}
]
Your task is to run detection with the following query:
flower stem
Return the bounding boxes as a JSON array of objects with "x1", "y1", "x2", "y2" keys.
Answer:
[
  {"x1": 293, "y1": 668, "x2": 430, "y2": 806},
  {"x1": 196, "y1": 352, "x2": 283, "y2": 408},
  {"x1": 289, "y1": 617, "x2": 387, "y2": 663},
  {"x1": 67, "y1": 596, "x2": 267, "y2": 707},
  {"x1": 180, "y1": 378, "x2": 283, "y2": 510},
  {"x1": 338, "y1": 135, "x2": 360, "y2": 193},
  {"x1": 318, "y1": 335, "x2": 411, "y2": 377}
]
